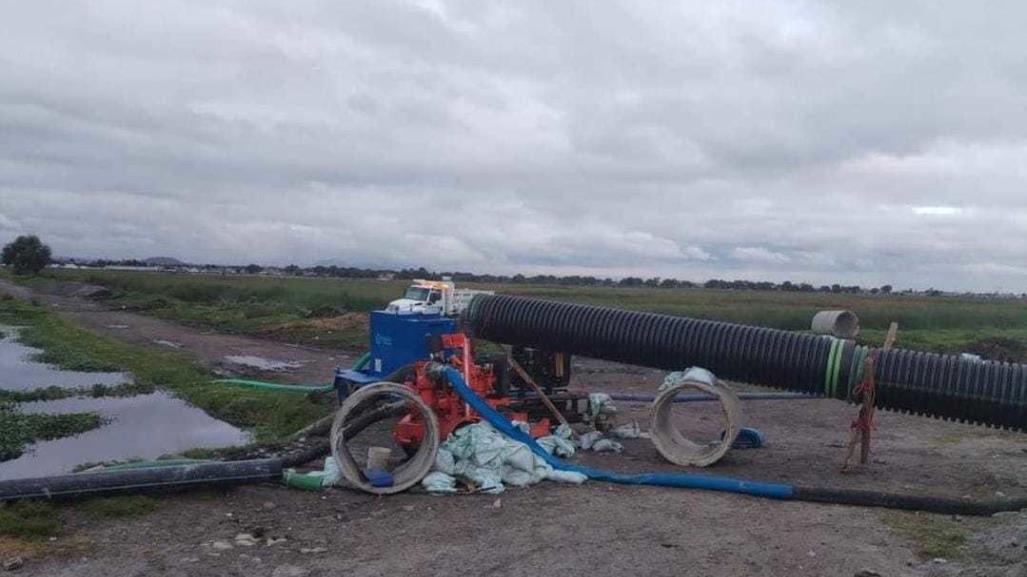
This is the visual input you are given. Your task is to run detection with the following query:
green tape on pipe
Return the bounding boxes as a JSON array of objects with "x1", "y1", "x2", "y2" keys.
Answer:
[
  {"x1": 846, "y1": 345, "x2": 870, "y2": 398},
  {"x1": 824, "y1": 339, "x2": 840, "y2": 397},
  {"x1": 827, "y1": 340, "x2": 837, "y2": 398},
  {"x1": 856, "y1": 346, "x2": 869, "y2": 393},
  {"x1": 830, "y1": 340, "x2": 843, "y2": 398}
]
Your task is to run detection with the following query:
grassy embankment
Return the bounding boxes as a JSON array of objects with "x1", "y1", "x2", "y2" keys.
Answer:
[
  {"x1": 0, "y1": 295, "x2": 330, "y2": 448},
  {"x1": 33, "y1": 269, "x2": 1027, "y2": 360}
]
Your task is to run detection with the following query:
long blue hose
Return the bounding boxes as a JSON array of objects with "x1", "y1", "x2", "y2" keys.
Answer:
[{"x1": 441, "y1": 367, "x2": 794, "y2": 500}]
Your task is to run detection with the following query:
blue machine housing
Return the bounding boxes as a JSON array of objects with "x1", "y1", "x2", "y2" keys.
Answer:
[{"x1": 334, "y1": 311, "x2": 457, "y2": 394}]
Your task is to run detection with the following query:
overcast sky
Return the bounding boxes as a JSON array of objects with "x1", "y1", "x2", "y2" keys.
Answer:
[{"x1": 2, "y1": 1, "x2": 1026, "y2": 291}]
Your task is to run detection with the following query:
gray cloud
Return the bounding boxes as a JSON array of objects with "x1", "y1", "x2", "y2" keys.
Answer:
[{"x1": 2, "y1": 1, "x2": 1027, "y2": 291}]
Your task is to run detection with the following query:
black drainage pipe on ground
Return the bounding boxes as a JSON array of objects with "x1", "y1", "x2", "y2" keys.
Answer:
[
  {"x1": 792, "y1": 486, "x2": 1027, "y2": 516},
  {"x1": 0, "y1": 459, "x2": 283, "y2": 502},
  {"x1": 463, "y1": 294, "x2": 1027, "y2": 431},
  {"x1": 0, "y1": 395, "x2": 412, "y2": 502}
]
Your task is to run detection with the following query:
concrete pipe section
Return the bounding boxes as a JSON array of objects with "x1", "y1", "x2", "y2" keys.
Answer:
[
  {"x1": 810, "y1": 310, "x2": 860, "y2": 339},
  {"x1": 649, "y1": 368, "x2": 742, "y2": 467},
  {"x1": 330, "y1": 382, "x2": 439, "y2": 495}
]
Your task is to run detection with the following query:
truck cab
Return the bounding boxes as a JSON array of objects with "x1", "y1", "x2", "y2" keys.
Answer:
[
  {"x1": 386, "y1": 279, "x2": 492, "y2": 316},
  {"x1": 386, "y1": 283, "x2": 445, "y2": 315}
]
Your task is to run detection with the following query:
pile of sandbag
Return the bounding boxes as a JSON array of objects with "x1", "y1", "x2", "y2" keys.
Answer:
[{"x1": 422, "y1": 421, "x2": 587, "y2": 494}]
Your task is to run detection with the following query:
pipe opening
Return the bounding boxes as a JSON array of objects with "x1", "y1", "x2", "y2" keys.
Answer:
[
  {"x1": 649, "y1": 375, "x2": 742, "y2": 467},
  {"x1": 330, "y1": 382, "x2": 439, "y2": 495},
  {"x1": 811, "y1": 310, "x2": 860, "y2": 339}
]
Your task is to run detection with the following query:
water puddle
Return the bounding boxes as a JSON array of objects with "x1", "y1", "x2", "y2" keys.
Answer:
[
  {"x1": 1, "y1": 392, "x2": 251, "y2": 480},
  {"x1": 0, "y1": 328, "x2": 132, "y2": 391},
  {"x1": 223, "y1": 355, "x2": 304, "y2": 372},
  {"x1": 0, "y1": 329, "x2": 252, "y2": 480}
]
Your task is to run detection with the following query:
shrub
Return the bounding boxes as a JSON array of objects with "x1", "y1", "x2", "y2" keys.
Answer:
[{"x1": 1, "y1": 235, "x2": 52, "y2": 275}]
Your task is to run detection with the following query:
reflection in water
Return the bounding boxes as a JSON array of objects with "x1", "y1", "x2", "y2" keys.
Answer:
[
  {"x1": 1, "y1": 392, "x2": 252, "y2": 480},
  {"x1": 0, "y1": 328, "x2": 131, "y2": 391},
  {"x1": 0, "y1": 329, "x2": 252, "y2": 480}
]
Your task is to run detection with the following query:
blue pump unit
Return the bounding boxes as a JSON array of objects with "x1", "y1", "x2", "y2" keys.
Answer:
[{"x1": 334, "y1": 311, "x2": 457, "y2": 394}]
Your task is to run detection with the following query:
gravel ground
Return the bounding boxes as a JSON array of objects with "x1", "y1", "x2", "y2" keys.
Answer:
[{"x1": 4, "y1": 279, "x2": 1027, "y2": 576}]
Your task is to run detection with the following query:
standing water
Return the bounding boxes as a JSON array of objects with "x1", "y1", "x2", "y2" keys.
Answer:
[
  {"x1": 0, "y1": 331, "x2": 130, "y2": 390},
  {"x1": 0, "y1": 328, "x2": 251, "y2": 480}
]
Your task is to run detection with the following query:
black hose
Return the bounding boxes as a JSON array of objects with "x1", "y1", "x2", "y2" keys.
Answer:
[
  {"x1": 793, "y1": 486, "x2": 1027, "y2": 516},
  {"x1": 279, "y1": 401, "x2": 408, "y2": 468},
  {"x1": 279, "y1": 441, "x2": 330, "y2": 469},
  {"x1": 0, "y1": 459, "x2": 284, "y2": 502},
  {"x1": 0, "y1": 400, "x2": 411, "y2": 501},
  {"x1": 463, "y1": 294, "x2": 1027, "y2": 431}
]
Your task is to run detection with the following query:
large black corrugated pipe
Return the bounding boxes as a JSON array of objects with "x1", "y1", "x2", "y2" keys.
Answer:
[
  {"x1": 871, "y1": 348, "x2": 1027, "y2": 431},
  {"x1": 0, "y1": 459, "x2": 283, "y2": 502},
  {"x1": 463, "y1": 295, "x2": 1027, "y2": 431},
  {"x1": 464, "y1": 294, "x2": 848, "y2": 396}
]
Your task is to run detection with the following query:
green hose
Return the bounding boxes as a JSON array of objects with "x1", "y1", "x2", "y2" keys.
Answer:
[
  {"x1": 282, "y1": 469, "x2": 326, "y2": 491},
  {"x1": 211, "y1": 353, "x2": 370, "y2": 394},
  {"x1": 352, "y1": 352, "x2": 371, "y2": 371},
  {"x1": 211, "y1": 379, "x2": 334, "y2": 394}
]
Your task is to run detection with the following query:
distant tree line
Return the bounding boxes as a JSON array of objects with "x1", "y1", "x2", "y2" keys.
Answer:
[
  {"x1": 14, "y1": 235, "x2": 1001, "y2": 296},
  {"x1": 326, "y1": 266, "x2": 896, "y2": 295},
  {"x1": 56, "y1": 258, "x2": 919, "y2": 296}
]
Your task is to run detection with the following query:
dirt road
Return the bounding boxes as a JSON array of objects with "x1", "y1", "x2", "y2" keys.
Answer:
[
  {"x1": 4, "y1": 279, "x2": 1027, "y2": 576},
  {"x1": 0, "y1": 279, "x2": 350, "y2": 384}
]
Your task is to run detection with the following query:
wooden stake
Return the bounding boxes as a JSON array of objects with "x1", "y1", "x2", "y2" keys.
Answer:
[
  {"x1": 883, "y1": 322, "x2": 899, "y2": 350},
  {"x1": 843, "y1": 322, "x2": 897, "y2": 470}
]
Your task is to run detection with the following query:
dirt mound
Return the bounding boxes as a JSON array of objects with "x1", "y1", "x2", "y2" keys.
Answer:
[
  {"x1": 32, "y1": 281, "x2": 111, "y2": 300},
  {"x1": 966, "y1": 337, "x2": 1027, "y2": 363}
]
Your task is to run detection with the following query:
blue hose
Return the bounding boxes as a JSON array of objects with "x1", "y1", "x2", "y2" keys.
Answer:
[{"x1": 441, "y1": 367, "x2": 794, "y2": 500}]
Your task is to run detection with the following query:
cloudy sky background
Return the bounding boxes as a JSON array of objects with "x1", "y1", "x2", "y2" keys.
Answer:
[{"x1": 2, "y1": 1, "x2": 1026, "y2": 291}]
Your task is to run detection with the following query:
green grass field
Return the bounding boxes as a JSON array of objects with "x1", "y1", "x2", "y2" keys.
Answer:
[{"x1": 22, "y1": 269, "x2": 1027, "y2": 360}]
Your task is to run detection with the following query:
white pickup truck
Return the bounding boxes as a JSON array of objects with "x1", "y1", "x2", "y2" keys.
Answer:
[{"x1": 385, "y1": 279, "x2": 494, "y2": 316}]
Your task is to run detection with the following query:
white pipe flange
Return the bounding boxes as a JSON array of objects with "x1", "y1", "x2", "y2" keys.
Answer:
[
  {"x1": 649, "y1": 368, "x2": 742, "y2": 467},
  {"x1": 330, "y1": 382, "x2": 439, "y2": 495}
]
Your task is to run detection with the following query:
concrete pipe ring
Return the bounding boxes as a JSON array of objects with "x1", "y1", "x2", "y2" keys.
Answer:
[
  {"x1": 810, "y1": 310, "x2": 860, "y2": 339},
  {"x1": 330, "y1": 382, "x2": 439, "y2": 495},
  {"x1": 649, "y1": 377, "x2": 743, "y2": 467}
]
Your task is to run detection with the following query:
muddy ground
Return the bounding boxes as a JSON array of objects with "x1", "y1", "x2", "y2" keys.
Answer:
[{"x1": 4, "y1": 280, "x2": 1027, "y2": 576}]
